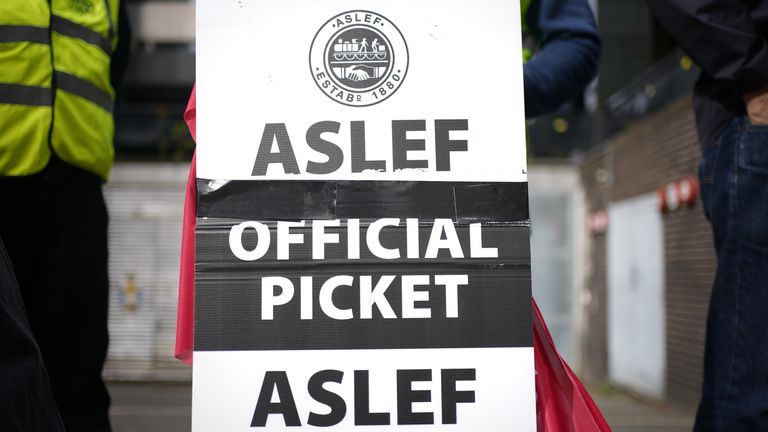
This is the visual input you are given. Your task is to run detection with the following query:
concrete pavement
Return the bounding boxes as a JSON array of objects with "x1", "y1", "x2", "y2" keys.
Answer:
[
  {"x1": 109, "y1": 383, "x2": 191, "y2": 432},
  {"x1": 592, "y1": 390, "x2": 696, "y2": 432},
  {"x1": 108, "y1": 382, "x2": 696, "y2": 431}
]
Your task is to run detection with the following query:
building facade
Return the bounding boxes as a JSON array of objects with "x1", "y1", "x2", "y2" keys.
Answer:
[{"x1": 581, "y1": 95, "x2": 716, "y2": 404}]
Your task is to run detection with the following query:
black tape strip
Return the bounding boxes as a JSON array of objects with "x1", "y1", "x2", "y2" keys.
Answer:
[
  {"x1": 196, "y1": 219, "x2": 531, "y2": 266},
  {"x1": 194, "y1": 218, "x2": 533, "y2": 351},
  {"x1": 197, "y1": 180, "x2": 529, "y2": 222},
  {"x1": 195, "y1": 269, "x2": 533, "y2": 351}
]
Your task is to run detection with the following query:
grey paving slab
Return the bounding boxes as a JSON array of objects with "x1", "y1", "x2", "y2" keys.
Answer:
[
  {"x1": 592, "y1": 391, "x2": 696, "y2": 432},
  {"x1": 109, "y1": 383, "x2": 192, "y2": 432}
]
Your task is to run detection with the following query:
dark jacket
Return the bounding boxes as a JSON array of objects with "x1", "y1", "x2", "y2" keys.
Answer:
[
  {"x1": 523, "y1": 0, "x2": 601, "y2": 117},
  {"x1": 648, "y1": 0, "x2": 768, "y2": 148}
]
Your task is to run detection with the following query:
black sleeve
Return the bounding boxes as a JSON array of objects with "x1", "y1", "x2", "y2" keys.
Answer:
[
  {"x1": 110, "y1": 0, "x2": 131, "y2": 90},
  {"x1": 647, "y1": 0, "x2": 768, "y2": 93}
]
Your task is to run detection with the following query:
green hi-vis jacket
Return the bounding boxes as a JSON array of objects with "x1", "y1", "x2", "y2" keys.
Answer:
[
  {"x1": 520, "y1": 0, "x2": 533, "y2": 62},
  {"x1": 0, "y1": 0, "x2": 119, "y2": 180}
]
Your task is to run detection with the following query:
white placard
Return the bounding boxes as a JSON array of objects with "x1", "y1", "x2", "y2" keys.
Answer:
[
  {"x1": 196, "y1": 0, "x2": 527, "y2": 182},
  {"x1": 194, "y1": 1, "x2": 534, "y2": 430},
  {"x1": 193, "y1": 348, "x2": 535, "y2": 431}
]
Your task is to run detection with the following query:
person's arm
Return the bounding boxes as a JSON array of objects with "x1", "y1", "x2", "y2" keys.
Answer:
[
  {"x1": 110, "y1": 1, "x2": 131, "y2": 89},
  {"x1": 523, "y1": 0, "x2": 601, "y2": 117},
  {"x1": 647, "y1": 0, "x2": 768, "y2": 95}
]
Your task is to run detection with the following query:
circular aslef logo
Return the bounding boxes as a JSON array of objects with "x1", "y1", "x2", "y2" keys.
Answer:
[{"x1": 310, "y1": 11, "x2": 409, "y2": 107}]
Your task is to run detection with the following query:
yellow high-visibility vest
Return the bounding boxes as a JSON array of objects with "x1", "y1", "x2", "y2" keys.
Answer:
[
  {"x1": 521, "y1": 0, "x2": 533, "y2": 63},
  {"x1": 0, "y1": 0, "x2": 119, "y2": 180}
]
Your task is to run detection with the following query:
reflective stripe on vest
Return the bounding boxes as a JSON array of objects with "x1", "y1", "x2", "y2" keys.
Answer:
[
  {"x1": 0, "y1": 0, "x2": 118, "y2": 180},
  {"x1": 0, "y1": 84, "x2": 52, "y2": 106}
]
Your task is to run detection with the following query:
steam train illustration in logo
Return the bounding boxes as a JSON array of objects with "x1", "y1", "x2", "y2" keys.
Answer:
[{"x1": 327, "y1": 29, "x2": 392, "y2": 90}]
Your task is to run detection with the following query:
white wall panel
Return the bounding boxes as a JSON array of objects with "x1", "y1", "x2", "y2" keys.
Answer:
[{"x1": 608, "y1": 193, "x2": 665, "y2": 398}]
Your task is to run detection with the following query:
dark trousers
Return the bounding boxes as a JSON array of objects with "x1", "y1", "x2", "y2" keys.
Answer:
[
  {"x1": 695, "y1": 116, "x2": 768, "y2": 431},
  {"x1": 0, "y1": 237, "x2": 65, "y2": 431},
  {"x1": 0, "y1": 162, "x2": 112, "y2": 431}
]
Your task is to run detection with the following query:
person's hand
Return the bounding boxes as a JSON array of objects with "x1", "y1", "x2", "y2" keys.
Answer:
[{"x1": 744, "y1": 85, "x2": 768, "y2": 125}]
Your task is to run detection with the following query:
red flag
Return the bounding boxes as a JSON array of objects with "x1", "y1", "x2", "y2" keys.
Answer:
[
  {"x1": 533, "y1": 299, "x2": 612, "y2": 431},
  {"x1": 174, "y1": 85, "x2": 196, "y2": 364}
]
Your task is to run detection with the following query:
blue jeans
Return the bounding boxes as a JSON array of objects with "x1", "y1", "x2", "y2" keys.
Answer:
[{"x1": 694, "y1": 116, "x2": 768, "y2": 431}]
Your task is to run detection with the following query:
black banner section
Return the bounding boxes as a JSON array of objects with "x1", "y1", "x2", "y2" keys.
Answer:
[
  {"x1": 197, "y1": 180, "x2": 529, "y2": 222},
  {"x1": 195, "y1": 220, "x2": 532, "y2": 351}
]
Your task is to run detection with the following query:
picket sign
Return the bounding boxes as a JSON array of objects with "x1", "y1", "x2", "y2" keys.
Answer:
[{"x1": 194, "y1": 1, "x2": 533, "y2": 430}]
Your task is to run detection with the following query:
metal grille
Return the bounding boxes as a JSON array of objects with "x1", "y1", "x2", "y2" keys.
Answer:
[{"x1": 103, "y1": 162, "x2": 191, "y2": 381}]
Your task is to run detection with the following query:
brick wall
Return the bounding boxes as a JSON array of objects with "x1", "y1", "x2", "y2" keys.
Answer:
[
  {"x1": 580, "y1": 151, "x2": 610, "y2": 382},
  {"x1": 580, "y1": 96, "x2": 716, "y2": 404}
]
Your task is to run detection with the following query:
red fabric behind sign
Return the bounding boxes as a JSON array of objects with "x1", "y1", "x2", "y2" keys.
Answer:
[
  {"x1": 533, "y1": 299, "x2": 612, "y2": 431},
  {"x1": 174, "y1": 85, "x2": 196, "y2": 365}
]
